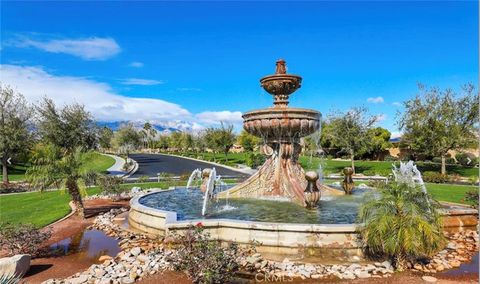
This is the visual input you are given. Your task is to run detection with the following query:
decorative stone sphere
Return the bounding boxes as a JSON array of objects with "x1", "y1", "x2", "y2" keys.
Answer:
[
  {"x1": 202, "y1": 168, "x2": 212, "y2": 178},
  {"x1": 305, "y1": 171, "x2": 319, "y2": 182}
]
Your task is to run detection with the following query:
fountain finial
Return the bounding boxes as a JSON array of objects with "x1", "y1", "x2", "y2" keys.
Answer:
[{"x1": 275, "y1": 59, "x2": 287, "y2": 74}]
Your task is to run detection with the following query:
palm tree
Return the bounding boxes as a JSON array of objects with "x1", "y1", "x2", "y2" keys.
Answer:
[
  {"x1": 27, "y1": 144, "x2": 88, "y2": 217},
  {"x1": 358, "y1": 182, "x2": 446, "y2": 270}
]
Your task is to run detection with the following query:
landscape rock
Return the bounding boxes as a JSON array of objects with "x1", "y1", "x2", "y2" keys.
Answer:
[
  {"x1": 0, "y1": 254, "x2": 31, "y2": 279},
  {"x1": 422, "y1": 275, "x2": 438, "y2": 282}
]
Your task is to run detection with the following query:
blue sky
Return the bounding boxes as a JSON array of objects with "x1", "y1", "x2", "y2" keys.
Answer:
[{"x1": 1, "y1": 1, "x2": 478, "y2": 134}]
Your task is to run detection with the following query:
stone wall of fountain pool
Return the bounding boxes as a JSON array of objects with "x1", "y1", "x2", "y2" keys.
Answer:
[{"x1": 128, "y1": 187, "x2": 478, "y2": 262}]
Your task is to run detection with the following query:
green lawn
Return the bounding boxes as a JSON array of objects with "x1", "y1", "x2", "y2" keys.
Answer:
[
  {"x1": 171, "y1": 151, "x2": 477, "y2": 178},
  {"x1": 0, "y1": 179, "x2": 238, "y2": 228},
  {"x1": 0, "y1": 152, "x2": 115, "y2": 182},
  {"x1": 79, "y1": 152, "x2": 116, "y2": 173},
  {"x1": 300, "y1": 156, "x2": 478, "y2": 177},
  {"x1": 425, "y1": 183, "x2": 478, "y2": 205}
]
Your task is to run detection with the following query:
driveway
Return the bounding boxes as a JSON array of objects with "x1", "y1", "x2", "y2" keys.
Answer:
[{"x1": 129, "y1": 153, "x2": 249, "y2": 178}]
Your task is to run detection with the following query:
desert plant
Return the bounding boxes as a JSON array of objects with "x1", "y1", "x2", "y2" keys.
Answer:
[
  {"x1": 137, "y1": 175, "x2": 150, "y2": 183},
  {"x1": 422, "y1": 171, "x2": 450, "y2": 183},
  {"x1": 358, "y1": 182, "x2": 446, "y2": 270},
  {"x1": 0, "y1": 222, "x2": 52, "y2": 257},
  {"x1": 98, "y1": 175, "x2": 123, "y2": 196},
  {"x1": 167, "y1": 223, "x2": 254, "y2": 283},
  {"x1": 455, "y1": 152, "x2": 479, "y2": 167},
  {"x1": 27, "y1": 145, "x2": 89, "y2": 217},
  {"x1": 84, "y1": 169, "x2": 99, "y2": 186}
]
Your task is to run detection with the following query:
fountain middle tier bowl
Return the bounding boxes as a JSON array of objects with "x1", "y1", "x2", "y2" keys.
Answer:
[{"x1": 243, "y1": 107, "x2": 320, "y2": 139}]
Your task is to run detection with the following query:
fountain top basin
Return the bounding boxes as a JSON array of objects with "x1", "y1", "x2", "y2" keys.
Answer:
[{"x1": 243, "y1": 107, "x2": 320, "y2": 139}]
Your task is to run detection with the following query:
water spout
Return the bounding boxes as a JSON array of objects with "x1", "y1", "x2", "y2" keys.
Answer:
[
  {"x1": 186, "y1": 168, "x2": 202, "y2": 189},
  {"x1": 201, "y1": 167, "x2": 216, "y2": 216}
]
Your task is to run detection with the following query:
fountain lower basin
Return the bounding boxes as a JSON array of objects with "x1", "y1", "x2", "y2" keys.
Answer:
[{"x1": 128, "y1": 187, "x2": 478, "y2": 261}]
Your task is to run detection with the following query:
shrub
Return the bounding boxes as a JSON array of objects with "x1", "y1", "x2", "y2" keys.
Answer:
[
  {"x1": 422, "y1": 171, "x2": 449, "y2": 183},
  {"x1": 158, "y1": 172, "x2": 174, "y2": 188},
  {"x1": 167, "y1": 224, "x2": 254, "y2": 283},
  {"x1": 137, "y1": 175, "x2": 150, "y2": 183},
  {"x1": 384, "y1": 155, "x2": 397, "y2": 162},
  {"x1": 432, "y1": 157, "x2": 456, "y2": 164},
  {"x1": 122, "y1": 160, "x2": 133, "y2": 171},
  {"x1": 0, "y1": 223, "x2": 52, "y2": 257},
  {"x1": 84, "y1": 170, "x2": 99, "y2": 186},
  {"x1": 98, "y1": 175, "x2": 123, "y2": 195},
  {"x1": 465, "y1": 191, "x2": 479, "y2": 209},
  {"x1": 455, "y1": 153, "x2": 478, "y2": 167},
  {"x1": 246, "y1": 152, "x2": 266, "y2": 168},
  {"x1": 179, "y1": 173, "x2": 191, "y2": 181},
  {"x1": 358, "y1": 182, "x2": 446, "y2": 270}
]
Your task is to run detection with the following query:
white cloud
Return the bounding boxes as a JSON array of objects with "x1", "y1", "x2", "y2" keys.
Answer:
[
  {"x1": 195, "y1": 111, "x2": 243, "y2": 125},
  {"x1": 12, "y1": 36, "x2": 121, "y2": 60},
  {"x1": 129, "y1": 61, "x2": 144, "y2": 68},
  {"x1": 392, "y1": 101, "x2": 402, "y2": 106},
  {"x1": 375, "y1": 113, "x2": 387, "y2": 123},
  {"x1": 121, "y1": 78, "x2": 164, "y2": 85},
  {"x1": 367, "y1": 96, "x2": 384, "y2": 104},
  {"x1": 1, "y1": 65, "x2": 189, "y2": 122}
]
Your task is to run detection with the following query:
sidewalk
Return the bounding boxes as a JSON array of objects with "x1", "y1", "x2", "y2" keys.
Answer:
[{"x1": 103, "y1": 154, "x2": 127, "y2": 176}]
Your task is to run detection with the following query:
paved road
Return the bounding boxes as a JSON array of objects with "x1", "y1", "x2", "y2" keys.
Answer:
[{"x1": 129, "y1": 153, "x2": 249, "y2": 178}]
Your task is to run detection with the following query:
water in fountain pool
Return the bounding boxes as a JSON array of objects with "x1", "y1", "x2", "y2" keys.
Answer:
[{"x1": 139, "y1": 187, "x2": 373, "y2": 224}]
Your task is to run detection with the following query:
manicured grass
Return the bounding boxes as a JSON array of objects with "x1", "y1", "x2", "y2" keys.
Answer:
[
  {"x1": 0, "y1": 179, "x2": 237, "y2": 228},
  {"x1": 0, "y1": 188, "x2": 101, "y2": 228},
  {"x1": 80, "y1": 152, "x2": 116, "y2": 174},
  {"x1": 172, "y1": 151, "x2": 477, "y2": 178},
  {"x1": 0, "y1": 152, "x2": 116, "y2": 182},
  {"x1": 0, "y1": 164, "x2": 28, "y2": 181},
  {"x1": 300, "y1": 156, "x2": 478, "y2": 177},
  {"x1": 425, "y1": 183, "x2": 478, "y2": 205}
]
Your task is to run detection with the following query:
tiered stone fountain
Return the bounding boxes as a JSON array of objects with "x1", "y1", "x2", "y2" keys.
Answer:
[{"x1": 217, "y1": 59, "x2": 336, "y2": 207}]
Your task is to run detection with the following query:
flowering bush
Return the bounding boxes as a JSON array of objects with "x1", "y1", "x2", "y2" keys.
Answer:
[{"x1": 167, "y1": 223, "x2": 254, "y2": 283}]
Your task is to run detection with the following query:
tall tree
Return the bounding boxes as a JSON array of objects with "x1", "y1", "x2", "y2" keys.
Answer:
[
  {"x1": 364, "y1": 127, "x2": 392, "y2": 160},
  {"x1": 326, "y1": 107, "x2": 377, "y2": 173},
  {"x1": 0, "y1": 85, "x2": 33, "y2": 185},
  {"x1": 215, "y1": 123, "x2": 236, "y2": 162},
  {"x1": 27, "y1": 99, "x2": 97, "y2": 217},
  {"x1": 157, "y1": 135, "x2": 170, "y2": 151},
  {"x1": 398, "y1": 84, "x2": 479, "y2": 175},
  {"x1": 181, "y1": 132, "x2": 194, "y2": 152},
  {"x1": 98, "y1": 126, "x2": 114, "y2": 150},
  {"x1": 113, "y1": 123, "x2": 142, "y2": 158},
  {"x1": 237, "y1": 130, "x2": 261, "y2": 152},
  {"x1": 142, "y1": 122, "x2": 152, "y2": 148},
  {"x1": 169, "y1": 132, "x2": 183, "y2": 152}
]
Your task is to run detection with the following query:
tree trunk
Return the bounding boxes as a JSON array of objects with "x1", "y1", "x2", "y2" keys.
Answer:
[
  {"x1": 1, "y1": 156, "x2": 8, "y2": 185},
  {"x1": 66, "y1": 178, "x2": 85, "y2": 218},
  {"x1": 350, "y1": 152, "x2": 356, "y2": 174},
  {"x1": 441, "y1": 155, "x2": 447, "y2": 175},
  {"x1": 225, "y1": 151, "x2": 228, "y2": 163}
]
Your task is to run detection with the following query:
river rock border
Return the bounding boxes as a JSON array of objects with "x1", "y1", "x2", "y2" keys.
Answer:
[{"x1": 41, "y1": 206, "x2": 479, "y2": 284}]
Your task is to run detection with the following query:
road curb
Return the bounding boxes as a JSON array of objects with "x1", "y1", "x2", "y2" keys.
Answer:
[{"x1": 153, "y1": 153, "x2": 253, "y2": 175}]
